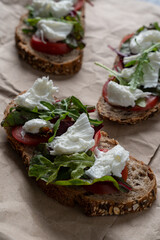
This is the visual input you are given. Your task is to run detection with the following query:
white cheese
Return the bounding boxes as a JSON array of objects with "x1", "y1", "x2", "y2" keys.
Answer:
[
  {"x1": 123, "y1": 54, "x2": 140, "y2": 65},
  {"x1": 85, "y1": 145, "x2": 129, "y2": 179},
  {"x1": 15, "y1": 76, "x2": 58, "y2": 110},
  {"x1": 32, "y1": 0, "x2": 77, "y2": 18},
  {"x1": 123, "y1": 52, "x2": 160, "y2": 88},
  {"x1": 49, "y1": 113, "x2": 95, "y2": 155},
  {"x1": 36, "y1": 19, "x2": 73, "y2": 42},
  {"x1": 22, "y1": 119, "x2": 53, "y2": 134},
  {"x1": 107, "y1": 81, "x2": 150, "y2": 107},
  {"x1": 143, "y1": 51, "x2": 160, "y2": 88},
  {"x1": 130, "y1": 30, "x2": 160, "y2": 54},
  {"x1": 120, "y1": 66, "x2": 136, "y2": 82}
]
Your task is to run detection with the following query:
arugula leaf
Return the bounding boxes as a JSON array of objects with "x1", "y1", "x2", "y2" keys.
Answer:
[
  {"x1": 2, "y1": 96, "x2": 102, "y2": 132},
  {"x1": 29, "y1": 152, "x2": 95, "y2": 183},
  {"x1": 24, "y1": 17, "x2": 41, "y2": 27},
  {"x1": 128, "y1": 42, "x2": 160, "y2": 89},
  {"x1": 1, "y1": 107, "x2": 39, "y2": 127},
  {"x1": 71, "y1": 96, "x2": 88, "y2": 115},
  {"x1": 89, "y1": 118, "x2": 103, "y2": 127},
  {"x1": 95, "y1": 62, "x2": 127, "y2": 85},
  {"x1": 22, "y1": 28, "x2": 35, "y2": 34},
  {"x1": 151, "y1": 22, "x2": 160, "y2": 31},
  {"x1": 28, "y1": 153, "x2": 121, "y2": 190},
  {"x1": 135, "y1": 98, "x2": 146, "y2": 107},
  {"x1": 125, "y1": 60, "x2": 137, "y2": 68},
  {"x1": 48, "y1": 113, "x2": 68, "y2": 143},
  {"x1": 54, "y1": 176, "x2": 119, "y2": 189},
  {"x1": 40, "y1": 101, "x2": 55, "y2": 111},
  {"x1": 26, "y1": 5, "x2": 35, "y2": 18}
]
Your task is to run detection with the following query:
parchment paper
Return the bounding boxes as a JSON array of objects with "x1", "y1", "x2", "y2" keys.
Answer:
[{"x1": 0, "y1": 0, "x2": 160, "y2": 239}]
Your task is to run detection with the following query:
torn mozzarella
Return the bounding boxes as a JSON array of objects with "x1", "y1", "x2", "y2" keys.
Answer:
[
  {"x1": 49, "y1": 113, "x2": 95, "y2": 155},
  {"x1": 123, "y1": 51, "x2": 160, "y2": 88},
  {"x1": 85, "y1": 145, "x2": 129, "y2": 179},
  {"x1": 36, "y1": 19, "x2": 73, "y2": 42},
  {"x1": 130, "y1": 30, "x2": 160, "y2": 54},
  {"x1": 22, "y1": 119, "x2": 53, "y2": 134},
  {"x1": 32, "y1": 0, "x2": 77, "y2": 18},
  {"x1": 107, "y1": 81, "x2": 150, "y2": 107},
  {"x1": 15, "y1": 76, "x2": 58, "y2": 110}
]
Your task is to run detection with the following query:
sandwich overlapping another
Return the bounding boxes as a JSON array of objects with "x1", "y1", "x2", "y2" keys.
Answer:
[
  {"x1": 97, "y1": 23, "x2": 160, "y2": 124},
  {"x1": 1, "y1": 77, "x2": 156, "y2": 216},
  {"x1": 15, "y1": 0, "x2": 85, "y2": 75}
]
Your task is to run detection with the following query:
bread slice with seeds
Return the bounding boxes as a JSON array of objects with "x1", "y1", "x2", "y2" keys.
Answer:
[
  {"x1": 3, "y1": 99, "x2": 157, "y2": 216},
  {"x1": 15, "y1": 9, "x2": 85, "y2": 76},
  {"x1": 97, "y1": 95, "x2": 160, "y2": 125},
  {"x1": 97, "y1": 33, "x2": 160, "y2": 124}
]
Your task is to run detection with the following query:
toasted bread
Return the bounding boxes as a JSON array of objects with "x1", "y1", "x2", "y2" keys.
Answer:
[
  {"x1": 97, "y1": 96, "x2": 160, "y2": 125},
  {"x1": 15, "y1": 9, "x2": 85, "y2": 76},
  {"x1": 3, "y1": 99, "x2": 157, "y2": 216}
]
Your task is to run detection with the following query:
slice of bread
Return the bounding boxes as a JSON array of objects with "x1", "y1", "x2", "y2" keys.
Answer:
[
  {"x1": 15, "y1": 11, "x2": 85, "y2": 76},
  {"x1": 97, "y1": 96, "x2": 160, "y2": 125},
  {"x1": 97, "y1": 36, "x2": 160, "y2": 124},
  {"x1": 3, "y1": 100, "x2": 157, "y2": 216}
]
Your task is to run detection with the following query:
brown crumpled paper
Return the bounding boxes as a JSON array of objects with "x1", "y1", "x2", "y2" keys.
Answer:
[{"x1": 0, "y1": 0, "x2": 160, "y2": 239}]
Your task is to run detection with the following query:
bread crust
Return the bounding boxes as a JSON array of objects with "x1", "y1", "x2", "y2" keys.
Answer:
[
  {"x1": 3, "y1": 101, "x2": 157, "y2": 216},
  {"x1": 97, "y1": 36, "x2": 160, "y2": 124},
  {"x1": 15, "y1": 11, "x2": 85, "y2": 76},
  {"x1": 97, "y1": 96, "x2": 160, "y2": 125}
]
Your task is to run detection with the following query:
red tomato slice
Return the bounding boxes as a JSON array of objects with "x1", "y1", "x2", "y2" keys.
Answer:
[
  {"x1": 102, "y1": 80, "x2": 159, "y2": 111},
  {"x1": 12, "y1": 126, "x2": 49, "y2": 146},
  {"x1": 30, "y1": 35, "x2": 71, "y2": 55},
  {"x1": 74, "y1": 0, "x2": 84, "y2": 11},
  {"x1": 130, "y1": 96, "x2": 159, "y2": 111},
  {"x1": 90, "y1": 130, "x2": 101, "y2": 152},
  {"x1": 121, "y1": 165, "x2": 128, "y2": 181},
  {"x1": 102, "y1": 79, "x2": 110, "y2": 103},
  {"x1": 120, "y1": 33, "x2": 134, "y2": 45}
]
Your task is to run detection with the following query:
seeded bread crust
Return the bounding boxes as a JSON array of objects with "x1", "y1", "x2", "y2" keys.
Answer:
[
  {"x1": 97, "y1": 37, "x2": 160, "y2": 124},
  {"x1": 3, "y1": 101, "x2": 157, "y2": 216},
  {"x1": 97, "y1": 96, "x2": 160, "y2": 125},
  {"x1": 15, "y1": 10, "x2": 85, "y2": 76}
]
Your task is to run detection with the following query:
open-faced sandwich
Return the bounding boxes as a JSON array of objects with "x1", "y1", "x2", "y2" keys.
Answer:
[
  {"x1": 16, "y1": 0, "x2": 86, "y2": 75},
  {"x1": 97, "y1": 22, "x2": 160, "y2": 124},
  {"x1": 1, "y1": 77, "x2": 157, "y2": 216}
]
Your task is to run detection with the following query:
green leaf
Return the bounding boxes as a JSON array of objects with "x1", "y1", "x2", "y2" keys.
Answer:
[
  {"x1": 135, "y1": 98, "x2": 146, "y2": 107},
  {"x1": 48, "y1": 113, "x2": 68, "y2": 143},
  {"x1": 40, "y1": 101, "x2": 55, "y2": 111},
  {"x1": 60, "y1": 97, "x2": 71, "y2": 110},
  {"x1": 22, "y1": 28, "x2": 35, "y2": 34},
  {"x1": 28, "y1": 153, "x2": 122, "y2": 190},
  {"x1": 26, "y1": 17, "x2": 41, "y2": 26},
  {"x1": 153, "y1": 22, "x2": 160, "y2": 31},
  {"x1": 128, "y1": 42, "x2": 160, "y2": 89},
  {"x1": 29, "y1": 152, "x2": 95, "y2": 184},
  {"x1": 55, "y1": 175, "x2": 119, "y2": 190},
  {"x1": 71, "y1": 96, "x2": 88, "y2": 115},
  {"x1": 89, "y1": 118, "x2": 103, "y2": 127},
  {"x1": 95, "y1": 62, "x2": 124, "y2": 84},
  {"x1": 125, "y1": 60, "x2": 137, "y2": 67},
  {"x1": 32, "y1": 106, "x2": 39, "y2": 113},
  {"x1": 1, "y1": 108, "x2": 39, "y2": 127}
]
